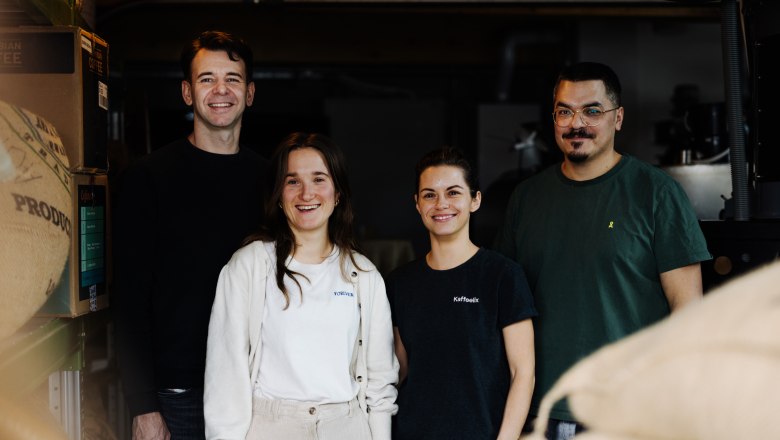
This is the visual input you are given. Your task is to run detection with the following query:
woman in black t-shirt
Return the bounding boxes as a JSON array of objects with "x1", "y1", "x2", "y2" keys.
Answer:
[{"x1": 387, "y1": 147, "x2": 537, "y2": 440}]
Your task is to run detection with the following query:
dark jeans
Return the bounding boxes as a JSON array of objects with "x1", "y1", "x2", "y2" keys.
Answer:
[
  {"x1": 522, "y1": 416, "x2": 587, "y2": 440},
  {"x1": 545, "y1": 418, "x2": 586, "y2": 440},
  {"x1": 157, "y1": 388, "x2": 206, "y2": 440}
]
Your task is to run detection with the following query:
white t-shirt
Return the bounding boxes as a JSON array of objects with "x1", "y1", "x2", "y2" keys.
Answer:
[{"x1": 255, "y1": 248, "x2": 360, "y2": 403}]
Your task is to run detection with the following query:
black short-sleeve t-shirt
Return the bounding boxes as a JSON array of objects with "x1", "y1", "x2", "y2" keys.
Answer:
[{"x1": 387, "y1": 248, "x2": 537, "y2": 440}]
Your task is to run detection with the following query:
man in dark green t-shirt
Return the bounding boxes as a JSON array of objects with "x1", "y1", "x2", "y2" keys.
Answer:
[{"x1": 495, "y1": 62, "x2": 711, "y2": 440}]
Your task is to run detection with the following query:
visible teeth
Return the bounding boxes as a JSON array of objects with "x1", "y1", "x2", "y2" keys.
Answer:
[
  {"x1": 298, "y1": 205, "x2": 319, "y2": 211},
  {"x1": 433, "y1": 215, "x2": 453, "y2": 220},
  {"x1": 209, "y1": 103, "x2": 231, "y2": 108}
]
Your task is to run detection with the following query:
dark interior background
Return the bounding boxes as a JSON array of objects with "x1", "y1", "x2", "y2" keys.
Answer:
[
  {"x1": 3, "y1": 3, "x2": 779, "y2": 439},
  {"x1": 92, "y1": 1, "x2": 725, "y2": 264}
]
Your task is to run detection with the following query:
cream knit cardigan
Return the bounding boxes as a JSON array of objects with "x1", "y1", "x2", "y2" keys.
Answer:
[{"x1": 204, "y1": 241, "x2": 399, "y2": 440}]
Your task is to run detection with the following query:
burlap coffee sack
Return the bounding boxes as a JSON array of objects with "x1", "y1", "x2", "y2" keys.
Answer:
[
  {"x1": 0, "y1": 100, "x2": 71, "y2": 339},
  {"x1": 526, "y1": 260, "x2": 780, "y2": 439}
]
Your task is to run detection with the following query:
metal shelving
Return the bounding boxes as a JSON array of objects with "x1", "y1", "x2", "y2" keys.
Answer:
[
  {"x1": 0, "y1": 0, "x2": 94, "y2": 29},
  {"x1": 0, "y1": 310, "x2": 111, "y2": 439}
]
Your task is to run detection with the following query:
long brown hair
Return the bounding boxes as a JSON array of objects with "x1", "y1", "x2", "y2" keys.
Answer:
[{"x1": 245, "y1": 132, "x2": 362, "y2": 308}]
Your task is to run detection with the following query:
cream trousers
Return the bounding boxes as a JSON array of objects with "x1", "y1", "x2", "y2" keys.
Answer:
[{"x1": 246, "y1": 396, "x2": 371, "y2": 440}]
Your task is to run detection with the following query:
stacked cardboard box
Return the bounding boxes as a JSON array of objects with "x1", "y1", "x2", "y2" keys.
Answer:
[
  {"x1": 36, "y1": 173, "x2": 109, "y2": 317},
  {"x1": 0, "y1": 25, "x2": 108, "y2": 172}
]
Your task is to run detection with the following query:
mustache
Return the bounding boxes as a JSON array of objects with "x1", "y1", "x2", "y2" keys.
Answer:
[{"x1": 563, "y1": 128, "x2": 594, "y2": 139}]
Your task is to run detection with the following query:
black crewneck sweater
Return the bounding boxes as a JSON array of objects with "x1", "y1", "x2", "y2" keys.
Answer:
[{"x1": 112, "y1": 138, "x2": 267, "y2": 416}]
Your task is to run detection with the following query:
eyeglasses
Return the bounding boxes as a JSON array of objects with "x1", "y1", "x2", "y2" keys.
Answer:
[{"x1": 552, "y1": 106, "x2": 620, "y2": 127}]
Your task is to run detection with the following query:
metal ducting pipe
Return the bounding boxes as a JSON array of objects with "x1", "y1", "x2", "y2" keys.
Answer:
[{"x1": 721, "y1": 0, "x2": 751, "y2": 220}]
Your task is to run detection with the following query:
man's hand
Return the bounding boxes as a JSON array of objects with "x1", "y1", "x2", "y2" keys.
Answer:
[{"x1": 132, "y1": 412, "x2": 170, "y2": 440}]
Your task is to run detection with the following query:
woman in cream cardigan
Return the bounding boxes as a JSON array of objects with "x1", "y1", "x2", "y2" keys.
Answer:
[{"x1": 204, "y1": 132, "x2": 398, "y2": 440}]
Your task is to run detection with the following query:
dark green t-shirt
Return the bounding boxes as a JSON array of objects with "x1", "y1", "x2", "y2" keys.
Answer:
[{"x1": 494, "y1": 155, "x2": 711, "y2": 422}]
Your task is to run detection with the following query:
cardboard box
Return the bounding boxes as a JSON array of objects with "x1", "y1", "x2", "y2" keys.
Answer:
[
  {"x1": 38, "y1": 173, "x2": 109, "y2": 317},
  {"x1": 0, "y1": 26, "x2": 109, "y2": 172}
]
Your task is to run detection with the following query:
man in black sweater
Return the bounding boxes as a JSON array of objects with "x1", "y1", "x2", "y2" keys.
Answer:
[{"x1": 113, "y1": 30, "x2": 266, "y2": 440}]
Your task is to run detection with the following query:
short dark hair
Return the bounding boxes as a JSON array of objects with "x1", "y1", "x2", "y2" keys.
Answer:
[
  {"x1": 554, "y1": 61, "x2": 622, "y2": 107},
  {"x1": 180, "y1": 30, "x2": 253, "y2": 82},
  {"x1": 414, "y1": 147, "x2": 479, "y2": 197}
]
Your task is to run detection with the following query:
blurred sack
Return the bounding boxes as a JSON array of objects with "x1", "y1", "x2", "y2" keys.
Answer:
[
  {"x1": 527, "y1": 260, "x2": 780, "y2": 439},
  {"x1": 0, "y1": 394, "x2": 67, "y2": 440},
  {"x1": 0, "y1": 99, "x2": 72, "y2": 340}
]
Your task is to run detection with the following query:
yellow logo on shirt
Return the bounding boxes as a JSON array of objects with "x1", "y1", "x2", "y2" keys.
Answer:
[{"x1": 608, "y1": 221, "x2": 614, "y2": 229}]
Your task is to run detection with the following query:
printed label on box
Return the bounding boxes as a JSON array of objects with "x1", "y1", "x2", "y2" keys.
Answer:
[
  {"x1": 78, "y1": 184, "x2": 106, "y2": 301},
  {"x1": 0, "y1": 32, "x2": 74, "y2": 74},
  {"x1": 98, "y1": 81, "x2": 108, "y2": 110},
  {"x1": 81, "y1": 34, "x2": 92, "y2": 53},
  {"x1": 89, "y1": 285, "x2": 97, "y2": 312}
]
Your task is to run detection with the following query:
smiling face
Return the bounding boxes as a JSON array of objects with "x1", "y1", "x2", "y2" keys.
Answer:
[
  {"x1": 415, "y1": 165, "x2": 481, "y2": 241},
  {"x1": 181, "y1": 49, "x2": 255, "y2": 132},
  {"x1": 553, "y1": 79, "x2": 623, "y2": 165},
  {"x1": 281, "y1": 147, "x2": 338, "y2": 240}
]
